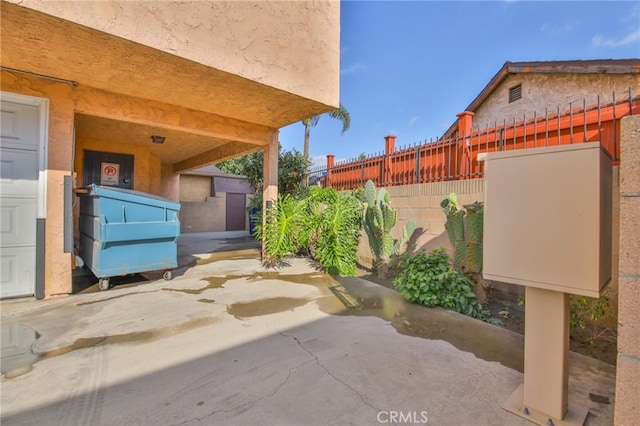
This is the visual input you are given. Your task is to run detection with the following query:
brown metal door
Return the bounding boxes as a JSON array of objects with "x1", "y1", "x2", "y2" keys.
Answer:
[{"x1": 225, "y1": 193, "x2": 246, "y2": 231}]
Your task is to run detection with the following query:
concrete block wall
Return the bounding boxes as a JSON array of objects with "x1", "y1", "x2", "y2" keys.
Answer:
[
  {"x1": 615, "y1": 115, "x2": 640, "y2": 426},
  {"x1": 180, "y1": 195, "x2": 226, "y2": 233},
  {"x1": 357, "y1": 179, "x2": 485, "y2": 268}
]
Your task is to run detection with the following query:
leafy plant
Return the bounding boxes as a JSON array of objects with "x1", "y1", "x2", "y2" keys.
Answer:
[
  {"x1": 256, "y1": 195, "x2": 306, "y2": 266},
  {"x1": 301, "y1": 104, "x2": 351, "y2": 158},
  {"x1": 217, "y1": 144, "x2": 311, "y2": 195},
  {"x1": 304, "y1": 187, "x2": 362, "y2": 275},
  {"x1": 570, "y1": 295, "x2": 616, "y2": 330},
  {"x1": 362, "y1": 180, "x2": 415, "y2": 275},
  {"x1": 254, "y1": 187, "x2": 362, "y2": 275},
  {"x1": 393, "y1": 248, "x2": 487, "y2": 319}
]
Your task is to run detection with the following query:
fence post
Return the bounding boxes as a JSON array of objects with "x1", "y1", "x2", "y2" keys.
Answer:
[
  {"x1": 326, "y1": 154, "x2": 335, "y2": 188},
  {"x1": 384, "y1": 135, "x2": 396, "y2": 186},
  {"x1": 456, "y1": 111, "x2": 474, "y2": 178}
]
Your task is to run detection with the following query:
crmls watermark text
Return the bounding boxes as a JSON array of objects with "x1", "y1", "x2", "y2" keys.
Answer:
[{"x1": 377, "y1": 411, "x2": 428, "y2": 424}]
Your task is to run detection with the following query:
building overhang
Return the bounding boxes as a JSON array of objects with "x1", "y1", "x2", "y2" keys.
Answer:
[{"x1": 1, "y1": 2, "x2": 336, "y2": 131}]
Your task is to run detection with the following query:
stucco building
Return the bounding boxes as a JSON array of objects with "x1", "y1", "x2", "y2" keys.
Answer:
[
  {"x1": 179, "y1": 165, "x2": 254, "y2": 233},
  {"x1": 444, "y1": 59, "x2": 640, "y2": 138},
  {"x1": 0, "y1": 0, "x2": 340, "y2": 299}
]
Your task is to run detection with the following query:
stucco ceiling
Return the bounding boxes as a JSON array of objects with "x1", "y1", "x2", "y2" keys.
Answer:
[{"x1": 74, "y1": 114, "x2": 259, "y2": 166}]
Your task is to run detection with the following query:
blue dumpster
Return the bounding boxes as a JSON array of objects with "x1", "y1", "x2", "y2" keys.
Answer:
[{"x1": 79, "y1": 184, "x2": 181, "y2": 290}]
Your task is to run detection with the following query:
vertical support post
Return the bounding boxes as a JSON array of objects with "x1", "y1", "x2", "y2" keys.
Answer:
[
  {"x1": 384, "y1": 135, "x2": 396, "y2": 185},
  {"x1": 326, "y1": 154, "x2": 335, "y2": 187},
  {"x1": 456, "y1": 111, "x2": 474, "y2": 178},
  {"x1": 415, "y1": 146, "x2": 421, "y2": 183},
  {"x1": 524, "y1": 287, "x2": 569, "y2": 419},
  {"x1": 262, "y1": 131, "x2": 279, "y2": 259},
  {"x1": 503, "y1": 286, "x2": 588, "y2": 425}
]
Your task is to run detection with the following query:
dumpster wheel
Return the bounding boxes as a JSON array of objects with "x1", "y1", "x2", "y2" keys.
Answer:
[
  {"x1": 98, "y1": 278, "x2": 110, "y2": 291},
  {"x1": 163, "y1": 270, "x2": 173, "y2": 281}
]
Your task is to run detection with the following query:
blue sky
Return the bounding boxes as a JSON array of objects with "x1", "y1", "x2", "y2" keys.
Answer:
[{"x1": 278, "y1": 0, "x2": 640, "y2": 167}]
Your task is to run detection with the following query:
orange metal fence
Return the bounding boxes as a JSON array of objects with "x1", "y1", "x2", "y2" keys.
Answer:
[{"x1": 310, "y1": 91, "x2": 639, "y2": 190}]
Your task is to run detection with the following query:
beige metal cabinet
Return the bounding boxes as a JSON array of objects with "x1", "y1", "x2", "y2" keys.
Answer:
[{"x1": 481, "y1": 142, "x2": 612, "y2": 298}]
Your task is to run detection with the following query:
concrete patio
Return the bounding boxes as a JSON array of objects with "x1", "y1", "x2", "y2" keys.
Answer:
[{"x1": 0, "y1": 232, "x2": 615, "y2": 425}]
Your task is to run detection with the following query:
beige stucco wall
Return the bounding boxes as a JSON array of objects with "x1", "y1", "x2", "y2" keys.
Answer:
[
  {"x1": 615, "y1": 115, "x2": 640, "y2": 425},
  {"x1": 180, "y1": 196, "x2": 227, "y2": 233},
  {"x1": 160, "y1": 165, "x2": 181, "y2": 202},
  {"x1": 11, "y1": 0, "x2": 340, "y2": 109},
  {"x1": 473, "y1": 73, "x2": 640, "y2": 129},
  {"x1": 179, "y1": 175, "x2": 212, "y2": 202}
]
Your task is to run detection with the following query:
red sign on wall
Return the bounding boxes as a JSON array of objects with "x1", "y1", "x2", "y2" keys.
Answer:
[{"x1": 100, "y1": 162, "x2": 120, "y2": 186}]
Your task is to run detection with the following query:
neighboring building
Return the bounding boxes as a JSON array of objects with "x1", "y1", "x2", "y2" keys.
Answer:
[
  {"x1": 179, "y1": 165, "x2": 254, "y2": 233},
  {"x1": 444, "y1": 59, "x2": 640, "y2": 138},
  {"x1": 0, "y1": 1, "x2": 340, "y2": 298}
]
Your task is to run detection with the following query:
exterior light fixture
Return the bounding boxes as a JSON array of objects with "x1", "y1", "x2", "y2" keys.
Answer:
[{"x1": 151, "y1": 135, "x2": 165, "y2": 144}]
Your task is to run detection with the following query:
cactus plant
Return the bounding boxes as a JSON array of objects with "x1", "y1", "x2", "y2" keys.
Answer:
[
  {"x1": 441, "y1": 193, "x2": 466, "y2": 270},
  {"x1": 441, "y1": 193, "x2": 488, "y2": 302},
  {"x1": 363, "y1": 180, "x2": 416, "y2": 274},
  {"x1": 440, "y1": 193, "x2": 484, "y2": 273},
  {"x1": 463, "y1": 202, "x2": 484, "y2": 273}
]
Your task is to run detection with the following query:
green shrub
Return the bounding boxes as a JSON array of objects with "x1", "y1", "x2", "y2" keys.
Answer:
[
  {"x1": 254, "y1": 187, "x2": 362, "y2": 275},
  {"x1": 393, "y1": 248, "x2": 487, "y2": 319},
  {"x1": 304, "y1": 186, "x2": 362, "y2": 275},
  {"x1": 257, "y1": 194, "x2": 307, "y2": 266},
  {"x1": 570, "y1": 294, "x2": 616, "y2": 330}
]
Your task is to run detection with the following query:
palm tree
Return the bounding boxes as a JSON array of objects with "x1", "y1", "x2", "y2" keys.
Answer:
[{"x1": 301, "y1": 104, "x2": 351, "y2": 158}]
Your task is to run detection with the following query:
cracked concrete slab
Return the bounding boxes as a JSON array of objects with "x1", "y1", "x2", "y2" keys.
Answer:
[{"x1": 0, "y1": 232, "x2": 615, "y2": 425}]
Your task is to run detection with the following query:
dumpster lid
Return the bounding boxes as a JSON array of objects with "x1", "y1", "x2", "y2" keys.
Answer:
[{"x1": 82, "y1": 184, "x2": 180, "y2": 210}]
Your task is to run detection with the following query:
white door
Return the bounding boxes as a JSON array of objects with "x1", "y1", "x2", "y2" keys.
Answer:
[{"x1": 1, "y1": 100, "x2": 40, "y2": 298}]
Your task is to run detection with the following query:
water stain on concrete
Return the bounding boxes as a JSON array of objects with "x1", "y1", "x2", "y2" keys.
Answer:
[
  {"x1": 247, "y1": 272, "x2": 332, "y2": 286},
  {"x1": 163, "y1": 275, "x2": 245, "y2": 295},
  {"x1": 164, "y1": 271, "x2": 333, "y2": 296},
  {"x1": 1, "y1": 324, "x2": 41, "y2": 378},
  {"x1": 76, "y1": 291, "x2": 159, "y2": 306},
  {"x1": 201, "y1": 277, "x2": 230, "y2": 289},
  {"x1": 333, "y1": 276, "x2": 525, "y2": 372},
  {"x1": 194, "y1": 249, "x2": 260, "y2": 266},
  {"x1": 1, "y1": 317, "x2": 216, "y2": 379},
  {"x1": 227, "y1": 297, "x2": 311, "y2": 319}
]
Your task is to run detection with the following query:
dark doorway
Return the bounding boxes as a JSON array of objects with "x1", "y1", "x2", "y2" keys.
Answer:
[
  {"x1": 83, "y1": 150, "x2": 134, "y2": 189},
  {"x1": 226, "y1": 193, "x2": 246, "y2": 231}
]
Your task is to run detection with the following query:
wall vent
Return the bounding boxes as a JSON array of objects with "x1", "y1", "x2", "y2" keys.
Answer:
[{"x1": 509, "y1": 84, "x2": 522, "y2": 103}]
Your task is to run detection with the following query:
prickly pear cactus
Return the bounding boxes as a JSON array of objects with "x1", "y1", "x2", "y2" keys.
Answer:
[
  {"x1": 441, "y1": 193, "x2": 465, "y2": 270},
  {"x1": 463, "y1": 202, "x2": 483, "y2": 273},
  {"x1": 363, "y1": 180, "x2": 415, "y2": 273},
  {"x1": 441, "y1": 194, "x2": 484, "y2": 273}
]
